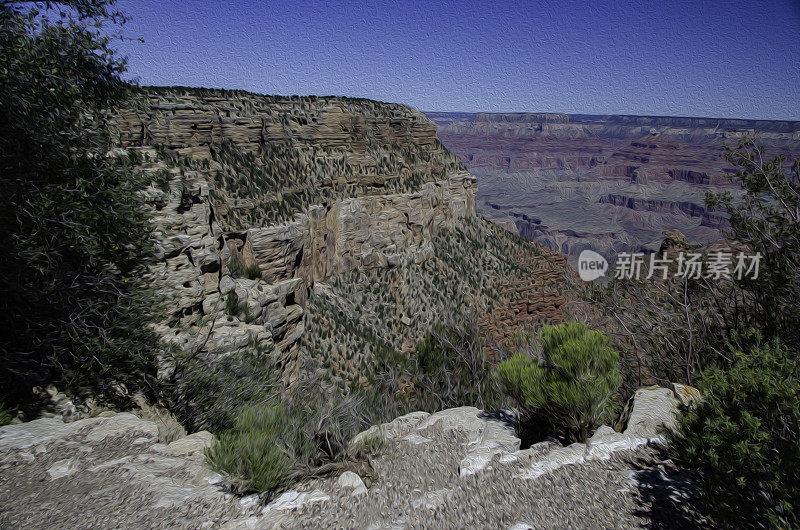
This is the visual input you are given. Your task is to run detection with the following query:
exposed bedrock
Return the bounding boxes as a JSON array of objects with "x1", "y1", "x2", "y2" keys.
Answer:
[
  {"x1": 114, "y1": 91, "x2": 440, "y2": 155},
  {"x1": 0, "y1": 384, "x2": 700, "y2": 529},
  {"x1": 599, "y1": 194, "x2": 728, "y2": 229},
  {"x1": 243, "y1": 172, "x2": 476, "y2": 290},
  {"x1": 115, "y1": 90, "x2": 476, "y2": 383}
]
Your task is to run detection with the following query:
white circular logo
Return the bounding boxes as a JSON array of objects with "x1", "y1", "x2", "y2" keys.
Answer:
[{"x1": 578, "y1": 250, "x2": 608, "y2": 281}]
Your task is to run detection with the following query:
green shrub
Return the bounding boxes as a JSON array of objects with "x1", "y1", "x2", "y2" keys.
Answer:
[
  {"x1": 495, "y1": 322, "x2": 621, "y2": 443},
  {"x1": 225, "y1": 291, "x2": 239, "y2": 317},
  {"x1": 203, "y1": 366, "x2": 373, "y2": 493},
  {"x1": 706, "y1": 139, "x2": 800, "y2": 351},
  {"x1": 206, "y1": 401, "x2": 309, "y2": 493},
  {"x1": 0, "y1": 404, "x2": 13, "y2": 426},
  {"x1": 228, "y1": 255, "x2": 262, "y2": 280},
  {"x1": 667, "y1": 341, "x2": 800, "y2": 528}
]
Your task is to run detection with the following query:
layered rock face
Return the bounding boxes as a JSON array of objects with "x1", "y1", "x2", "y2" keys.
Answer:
[
  {"x1": 428, "y1": 112, "x2": 800, "y2": 266},
  {"x1": 115, "y1": 88, "x2": 441, "y2": 155},
  {"x1": 113, "y1": 88, "x2": 473, "y2": 386},
  {"x1": 247, "y1": 172, "x2": 476, "y2": 288}
]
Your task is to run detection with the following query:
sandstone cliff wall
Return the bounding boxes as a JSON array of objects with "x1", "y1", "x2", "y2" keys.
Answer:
[
  {"x1": 117, "y1": 89, "x2": 475, "y2": 383},
  {"x1": 245, "y1": 173, "x2": 476, "y2": 288},
  {"x1": 114, "y1": 88, "x2": 439, "y2": 156}
]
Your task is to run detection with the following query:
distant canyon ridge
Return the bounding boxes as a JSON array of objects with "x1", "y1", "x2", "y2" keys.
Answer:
[{"x1": 427, "y1": 112, "x2": 800, "y2": 267}]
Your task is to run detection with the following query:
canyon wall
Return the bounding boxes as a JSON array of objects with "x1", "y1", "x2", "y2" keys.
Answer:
[
  {"x1": 114, "y1": 89, "x2": 474, "y2": 382},
  {"x1": 428, "y1": 112, "x2": 800, "y2": 266}
]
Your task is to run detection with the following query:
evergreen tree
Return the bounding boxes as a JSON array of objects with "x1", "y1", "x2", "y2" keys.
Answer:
[{"x1": 0, "y1": 0, "x2": 158, "y2": 414}]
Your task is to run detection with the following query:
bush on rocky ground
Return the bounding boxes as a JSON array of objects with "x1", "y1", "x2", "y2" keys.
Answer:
[
  {"x1": 227, "y1": 255, "x2": 262, "y2": 280},
  {"x1": 206, "y1": 401, "x2": 306, "y2": 493},
  {"x1": 360, "y1": 318, "x2": 506, "y2": 423},
  {"x1": 495, "y1": 322, "x2": 621, "y2": 443},
  {"x1": 667, "y1": 340, "x2": 800, "y2": 528},
  {"x1": 205, "y1": 368, "x2": 373, "y2": 494}
]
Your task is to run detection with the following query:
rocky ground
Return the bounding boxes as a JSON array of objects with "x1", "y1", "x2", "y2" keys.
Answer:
[{"x1": 0, "y1": 386, "x2": 703, "y2": 529}]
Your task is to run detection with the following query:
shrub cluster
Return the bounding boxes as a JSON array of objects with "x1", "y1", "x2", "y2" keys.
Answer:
[
  {"x1": 204, "y1": 364, "x2": 374, "y2": 494},
  {"x1": 495, "y1": 322, "x2": 621, "y2": 443},
  {"x1": 668, "y1": 341, "x2": 800, "y2": 528},
  {"x1": 227, "y1": 255, "x2": 262, "y2": 280},
  {"x1": 359, "y1": 319, "x2": 506, "y2": 424},
  {"x1": 206, "y1": 401, "x2": 307, "y2": 492}
]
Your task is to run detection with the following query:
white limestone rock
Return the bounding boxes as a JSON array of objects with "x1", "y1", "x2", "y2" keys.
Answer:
[{"x1": 337, "y1": 471, "x2": 367, "y2": 496}]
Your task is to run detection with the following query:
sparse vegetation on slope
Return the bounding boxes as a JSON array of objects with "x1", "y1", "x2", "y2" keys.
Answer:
[
  {"x1": 302, "y1": 216, "x2": 579, "y2": 425},
  {"x1": 208, "y1": 137, "x2": 464, "y2": 229}
]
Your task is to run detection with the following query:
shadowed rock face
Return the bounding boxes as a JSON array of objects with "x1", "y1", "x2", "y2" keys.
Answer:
[{"x1": 427, "y1": 112, "x2": 800, "y2": 266}]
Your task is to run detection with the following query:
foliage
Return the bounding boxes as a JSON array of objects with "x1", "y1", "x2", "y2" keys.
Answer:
[
  {"x1": 582, "y1": 262, "x2": 729, "y2": 391},
  {"x1": 495, "y1": 322, "x2": 621, "y2": 443},
  {"x1": 705, "y1": 137, "x2": 800, "y2": 350},
  {"x1": 350, "y1": 424, "x2": 386, "y2": 456},
  {"x1": 227, "y1": 255, "x2": 262, "y2": 280},
  {"x1": 168, "y1": 345, "x2": 279, "y2": 433},
  {"x1": 0, "y1": 1, "x2": 160, "y2": 412},
  {"x1": 205, "y1": 367, "x2": 374, "y2": 493},
  {"x1": 667, "y1": 341, "x2": 800, "y2": 528},
  {"x1": 225, "y1": 291, "x2": 240, "y2": 317},
  {"x1": 0, "y1": 404, "x2": 14, "y2": 426},
  {"x1": 584, "y1": 139, "x2": 800, "y2": 390},
  {"x1": 206, "y1": 401, "x2": 304, "y2": 493},
  {"x1": 360, "y1": 318, "x2": 506, "y2": 424}
]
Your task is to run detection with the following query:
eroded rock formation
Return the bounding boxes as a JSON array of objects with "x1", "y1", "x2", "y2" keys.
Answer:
[
  {"x1": 428, "y1": 112, "x2": 800, "y2": 266},
  {"x1": 112, "y1": 89, "x2": 474, "y2": 384}
]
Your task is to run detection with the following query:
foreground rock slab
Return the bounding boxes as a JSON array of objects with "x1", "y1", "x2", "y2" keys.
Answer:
[
  {"x1": 0, "y1": 413, "x2": 257, "y2": 529},
  {"x1": 0, "y1": 385, "x2": 700, "y2": 529}
]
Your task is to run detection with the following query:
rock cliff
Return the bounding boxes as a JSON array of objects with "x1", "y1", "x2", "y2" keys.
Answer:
[{"x1": 108, "y1": 88, "x2": 481, "y2": 413}]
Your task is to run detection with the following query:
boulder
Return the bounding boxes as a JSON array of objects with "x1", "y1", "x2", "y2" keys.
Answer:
[
  {"x1": 671, "y1": 382, "x2": 702, "y2": 407},
  {"x1": 168, "y1": 431, "x2": 214, "y2": 457},
  {"x1": 337, "y1": 471, "x2": 367, "y2": 496},
  {"x1": 624, "y1": 386, "x2": 681, "y2": 438},
  {"x1": 414, "y1": 407, "x2": 521, "y2": 477}
]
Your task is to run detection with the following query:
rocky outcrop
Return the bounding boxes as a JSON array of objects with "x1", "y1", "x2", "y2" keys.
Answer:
[
  {"x1": 242, "y1": 384, "x2": 698, "y2": 528},
  {"x1": 114, "y1": 89, "x2": 440, "y2": 155},
  {"x1": 117, "y1": 90, "x2": 474, "y2": 385},
  {"x1": 599, "y1": 193, "x2": 728, "y2": 229},
  {"x1": 0, "y1": 413, "x2": 259, "y2": 529},
  {"x1": 139, "y1": 145, "x2": 474, "y2": 381},
  {"x1": 246, "y1": 172, "x2": 476, "y2": 288},
  {"x1": 0, "y1": 384, "x2": 699, "y2": 528}
]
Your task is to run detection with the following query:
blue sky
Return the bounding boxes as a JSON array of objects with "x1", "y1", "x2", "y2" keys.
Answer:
[{"x1": 113, "y1": 0, "x2": 800, "y2": 120}]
